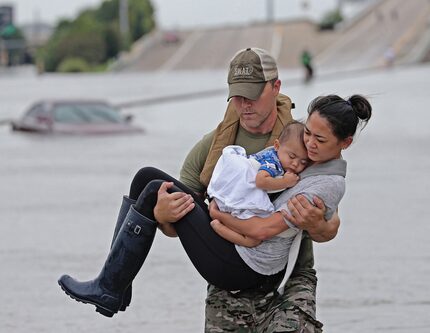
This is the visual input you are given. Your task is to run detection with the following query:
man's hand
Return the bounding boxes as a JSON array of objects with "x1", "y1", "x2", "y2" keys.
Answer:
[
  {"x1": 281, "y1": 195, "x2": 339, "y2": 242},
  {"x1": 154, "y1": 182, "x2": 195, "y2": 224},
  {"x1": 283, "y1": 195, "x2": 325, "y2": 230}
]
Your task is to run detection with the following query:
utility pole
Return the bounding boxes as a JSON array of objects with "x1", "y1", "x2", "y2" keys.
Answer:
[
  {"x1": 266, "y1": 0, "x2": 274, "y2": 23},
  {"x1": 119, "y1": 0, "x2": 129, "y2": 48},
  {"x1": 337, "y1": 0, "x2": 344, "y2": 13},
  {"x1": 301, "y1": 0, "x2": 310, "y2": 12}
]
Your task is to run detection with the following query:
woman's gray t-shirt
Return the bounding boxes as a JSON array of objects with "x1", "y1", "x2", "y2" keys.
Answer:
[{"x1": 235, "y1": 159, "x2": 347, "y2": 275}]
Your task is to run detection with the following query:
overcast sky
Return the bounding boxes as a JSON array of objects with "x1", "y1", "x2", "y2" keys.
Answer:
[{"x1": 4, "y1": 0, "x2": 348, "y2": 28}]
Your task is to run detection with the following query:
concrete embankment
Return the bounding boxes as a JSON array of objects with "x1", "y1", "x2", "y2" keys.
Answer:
[
  {"x1": 112, "y1": 0, "x2": 430, "y2": 73},
  {"x1": 112, "y1": 19, "x2": 340, "y2": 72}
]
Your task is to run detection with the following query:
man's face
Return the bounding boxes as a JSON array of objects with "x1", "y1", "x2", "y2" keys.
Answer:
[{"x1": 231, "y1": 80, "x2": 280, "y2": 134}]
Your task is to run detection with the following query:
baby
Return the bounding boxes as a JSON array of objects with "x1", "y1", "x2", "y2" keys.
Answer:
[{"x1": 207, "y1": 121, "x2": 309, "y2": 247}]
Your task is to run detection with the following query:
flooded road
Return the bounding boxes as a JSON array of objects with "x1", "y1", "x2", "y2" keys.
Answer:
[{"x1": 1, "y1": 64, "x2": 430, "y2": 332}]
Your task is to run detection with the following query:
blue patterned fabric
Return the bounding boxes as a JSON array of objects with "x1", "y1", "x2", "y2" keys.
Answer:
[{"x1": 249, "y1": 146, "x2": 284, "y2": 178}]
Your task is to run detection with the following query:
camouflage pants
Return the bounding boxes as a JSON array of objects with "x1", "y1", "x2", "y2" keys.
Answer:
[{"x1": 205, "y1": 274, "x2": 323, "y2": 333}]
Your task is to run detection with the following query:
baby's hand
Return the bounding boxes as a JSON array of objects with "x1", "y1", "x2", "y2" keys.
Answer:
[{"x1": 283, "y1": 172, "x2": 299, "y2": 188}]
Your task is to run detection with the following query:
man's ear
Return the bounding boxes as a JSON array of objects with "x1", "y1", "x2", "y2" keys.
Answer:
[{"x1": 273, "y1": 79, "x2": 281, "y2": 95}]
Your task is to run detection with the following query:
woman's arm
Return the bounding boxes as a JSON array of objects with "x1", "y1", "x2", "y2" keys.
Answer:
[
  {"x1": 282, "y1": 195, "x2": 340, "y2": 242},
  {"x1": 209, "y1": 201, "x2": 288, "y2": 240},
  {"x1": 211, "y1": 220, "x2": 262, "y2": 247}
]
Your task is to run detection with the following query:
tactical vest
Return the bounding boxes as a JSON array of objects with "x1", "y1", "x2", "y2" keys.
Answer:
[{"x1": 199, "y1": 93, "x2": 294, "y2": 187}]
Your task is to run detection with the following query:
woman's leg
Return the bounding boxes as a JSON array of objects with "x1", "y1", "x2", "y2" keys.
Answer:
[
  {"x1": 134, "y1": 178, "x2": 268, "y2": 291},
  {"x1": 58, "y1": 181, "x2": 159, "y2": 317},
  {"x1": 115, "y1": 166, "x2": 207, "y2": 309},
  {"x1": 106, "y1": 166, "x2": 172, "y2": 312},
  {"x1": 57, "y1": 167, "x2": 175, "y2": 316},
  {"x1": 175, "y1": 200, "x2": 267, "y2": 291},
  {"x1": 58, "y1": 167, "x2": 265, "y2": 316},
  {"x1": 129, "y1": 166, "x2": 207, "y2": 209},
  {"x1": 108, "y1": 195, "x2": 136, "y2": 311}
]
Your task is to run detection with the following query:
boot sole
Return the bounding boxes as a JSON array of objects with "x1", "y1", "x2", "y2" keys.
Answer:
[{"x1": 58, "y1": 280, "x2": 116, "y2": 318}]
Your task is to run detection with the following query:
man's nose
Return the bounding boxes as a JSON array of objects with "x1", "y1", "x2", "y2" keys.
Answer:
[{"x1": 241, "y1": 97, "x2": 252, "y2": 107}]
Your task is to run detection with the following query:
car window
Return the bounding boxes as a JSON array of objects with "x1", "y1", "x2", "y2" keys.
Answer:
[
  {"x1": 25, "y1": 104, "x2": 48, "y2": 119},
  {"x1": 53, "y1": 104, "x2": 123, "y2": 124}
]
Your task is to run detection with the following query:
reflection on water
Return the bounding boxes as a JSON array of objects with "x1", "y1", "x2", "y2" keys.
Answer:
[{"x1": 1, "y1": 64, "x2": 430, "y2": 332}]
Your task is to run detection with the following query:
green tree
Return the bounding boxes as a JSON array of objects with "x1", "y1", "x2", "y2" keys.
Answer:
[
  {"x1": 40, "y1": 0, "x2": 155, "y2": 72},
  {"x1": 57, "y1": 57, "x2": 90, "y2": 72},
  {"x1": 128, "y1": 0, "x2": 155, "y2": 41},
  {"x1": 1, "y1": 24, "x2": 26, "y2": 65},
  {"x1": 318, "y1": 9, "x2": 343, "y2": 30}
]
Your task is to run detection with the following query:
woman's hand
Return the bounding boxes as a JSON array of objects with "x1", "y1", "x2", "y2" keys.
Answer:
[
  {"x1": 281, "y1": 194, "x2": 339, "y2": 242},
  {"x1": 154, "y1": 182, "x2": 195, "y2": 224}
]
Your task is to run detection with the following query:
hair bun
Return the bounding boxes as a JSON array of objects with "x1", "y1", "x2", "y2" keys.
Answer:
[{"x1": 348, "y1": 95, "x2": 372, "y2": 121}]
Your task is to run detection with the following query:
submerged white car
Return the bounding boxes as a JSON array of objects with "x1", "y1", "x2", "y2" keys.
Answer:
[{"x1": 11, "y1": 100, "x2": 143, "y2": 135}]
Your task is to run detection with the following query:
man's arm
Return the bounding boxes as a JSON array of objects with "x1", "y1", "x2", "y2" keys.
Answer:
[
  {"x1": 282, "y1": 195, "x2": 340, "y2": 242},
  {"x1": 155, "y1": 133, "x2": 214, "y2": 237},
  {"x1": 154, "y1": 182, "x2": 195, "y2": 237},
  {"x1": 179, "y1": 131, "x2": 214, "y2": 195},
  {"x1": 210, "y1": 220, "x2": 262, "y2": 247}
]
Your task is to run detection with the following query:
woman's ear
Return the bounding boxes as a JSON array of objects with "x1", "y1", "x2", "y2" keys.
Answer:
[
  {"x1": 342, "y1": 136, "x2": 353, "y2": 150},
  {"x1": 274, "y1": 139, "x2": 280, "y2": 151}
]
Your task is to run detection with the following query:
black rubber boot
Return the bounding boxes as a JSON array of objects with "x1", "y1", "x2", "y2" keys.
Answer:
[
  {"x1": 58, "y1": 206, "x2": 157, "y2": 317},
  {"x1": 110, "y1": 196, "x2": 136, "y2": 247},
  {"x1": 110, "y1": 196, "x2": 135, "y2": 312}
]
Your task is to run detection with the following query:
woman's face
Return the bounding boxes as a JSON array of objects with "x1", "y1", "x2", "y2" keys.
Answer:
[{"x1": 304, "y1": 112, "x2": 352, "y2": 163}]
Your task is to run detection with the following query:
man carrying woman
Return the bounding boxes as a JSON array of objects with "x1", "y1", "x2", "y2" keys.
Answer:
[{"x1": 59, "y1": 48, "x2": 371, "y2": 332}]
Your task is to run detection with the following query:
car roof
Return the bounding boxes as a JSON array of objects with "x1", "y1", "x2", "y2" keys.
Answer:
[
  {"x1": 30, "y1": 99, "x2": 116, "y2": 111},
  {"x1": 37, "y1": 99, "x2": 111, "y2": 106}
]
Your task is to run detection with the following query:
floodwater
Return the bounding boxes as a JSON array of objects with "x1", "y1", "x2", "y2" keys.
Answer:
[{"x1": 1, "y1": 64, "x2": 430, "y2": 332}]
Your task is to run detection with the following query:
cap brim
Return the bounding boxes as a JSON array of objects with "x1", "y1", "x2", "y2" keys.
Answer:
[{"x1": 227, "y1": 82, "x2": 266, "y2": 101}]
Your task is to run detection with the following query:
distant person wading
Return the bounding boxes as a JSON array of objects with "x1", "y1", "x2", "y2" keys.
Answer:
[{"x1": 301, "y1": 49, "x2": 314, "y2": 82}]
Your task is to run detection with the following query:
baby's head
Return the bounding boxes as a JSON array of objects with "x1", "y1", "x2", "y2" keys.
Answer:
[{"x1": 274, "y1": 121, "x2": 310, "y2": 173}]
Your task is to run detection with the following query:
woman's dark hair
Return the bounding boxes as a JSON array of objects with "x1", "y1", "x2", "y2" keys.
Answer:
[{"x1": 307, "y1": 94, "x2": 372, "y2": 140}]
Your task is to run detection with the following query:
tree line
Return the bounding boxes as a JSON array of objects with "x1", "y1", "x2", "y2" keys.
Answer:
[{"x1": 39, "y1": 0, "x2": 155, "y2": 72}]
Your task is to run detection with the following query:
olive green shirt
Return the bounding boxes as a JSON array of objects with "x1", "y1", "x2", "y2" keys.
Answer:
[{"x1": 180, "y1": 127, "x2": 270, "y2": 194}]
